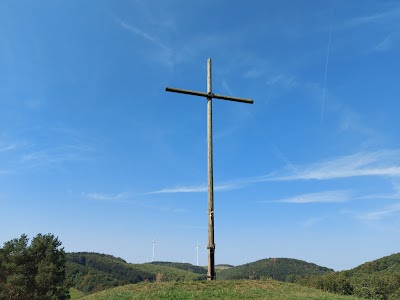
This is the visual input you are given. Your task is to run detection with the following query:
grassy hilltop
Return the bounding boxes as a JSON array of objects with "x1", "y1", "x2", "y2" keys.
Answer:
[
  {"x1": 66, "y1": 253, "x2": 333, "y2": 295},
  {"x1": 67, "y1": 251, "x2": 400, "y2": 299},
  {"x1": 79, "y1": 279, "x2": 363, "y2": 300}
]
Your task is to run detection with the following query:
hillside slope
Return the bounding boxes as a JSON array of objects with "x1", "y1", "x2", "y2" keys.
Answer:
[
  {"x1": 66, "y1": 252, "x2": 155, "y2": 293},
  {"x1": 345, "y1": 252, "x2": 400, "y2": 275},
  {"x1": 149, "y1": 261, "x2": 207, "y2": 274},
  {"x1": 66, "y1": 252, "x2": 204, "y2": 294},
  {"x1": 296, "y1": 253, "x2": 400, "y2": 299},
  {"x1": 217, "y1": 258, "x2": 333, "y2": 281},
  {"x1": 79, "y1": 279, "x2": 363, "y2": 300}
]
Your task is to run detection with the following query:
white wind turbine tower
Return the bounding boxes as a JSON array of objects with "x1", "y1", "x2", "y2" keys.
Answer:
[
  {"x1": 152, "y1": 240, "x2": 156, "y2": 262},
  {"x1": 196, "y1": 242, "x2": 199, "y2": 266}
]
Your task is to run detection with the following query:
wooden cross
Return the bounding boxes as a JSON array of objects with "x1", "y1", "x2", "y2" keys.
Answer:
[{"x1": 165, "y1": 58, "x2": 253, "y2": 280}]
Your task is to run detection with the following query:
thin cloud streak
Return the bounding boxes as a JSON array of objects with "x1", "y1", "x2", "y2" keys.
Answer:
[
  {"x1": 114, "y1": 15, "x2": 183, "y2": 68},
  {"x1": 147, "y1": 183, "x2": 239, "y2": 194},
  {"x1": 0, "y1": 144, "x2": 16, "y2": 152},
  {"x1": 19, "y1": 144, "x2": 94, "y2": 168},
  {"x1": 259, "y1": 150, "x2": 400, "y2": 182},
  {"x1": 114, "y1": 17, "x2": 169, "y2": 51},
  {"x1": 266, "y1": 74, "x2": 297, "y2": 89},
  {"x1": 148, "y1": 150, "x2": 400, "y2": 196},
  {"x1": 267, "y1": 190, "x2": 351, "y2": 204},
  {"x1": 140, "y1": 204, "x2": 188, "y2": 214},
  {"x1": 358, "y1": 193, "x2": 400, "y2": 201},
  {"x1": 374, "y1": 33, "x2": 399, "y2": 52},
  {"x1": 343, "y1": 5, "x2": 400, "y2": 28},
  {"x1": 82, "y1": 192, "x2": 128, "y2": 201},
  {"x1": 303, "y1": 217, "x2": 324, "y2": 227},
  {"x1": 358, "y1": 203, "x2": 400, "y2": 221},
  {"x1": 0, "y1": 170, "x2": 13, "y2": 175}
]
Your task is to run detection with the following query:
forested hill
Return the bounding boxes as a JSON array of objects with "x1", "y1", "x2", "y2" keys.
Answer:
[
  {"x1": 217, "y1": 258, "x2": 333, "y2": 281},
  {"x1": 296, "y1": 253, "x2": 400, "y2": 299},
  {"x1": 149, "y1": 261, "x2": 207, "y2": 274},
  {"x1": 345, "y1": 252, "x2": 400, "y2": 275},
  {"x1": 66, "y1": 252, "x2": 204, "y2": 294},
  {"x1": 66, "y1": 252, "x2": 154, "y2": 294}
]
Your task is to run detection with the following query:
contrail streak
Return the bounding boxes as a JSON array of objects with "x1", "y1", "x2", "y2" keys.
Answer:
[{"x1": 320, "y1": 22, "x2": 333, "y2": 124}]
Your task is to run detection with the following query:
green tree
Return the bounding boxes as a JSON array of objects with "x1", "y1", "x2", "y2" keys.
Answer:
[
  {"x1": 0, "y1": 233, "x2": 69, "y2": 300},
  {"x1": 0, "y1": 235, "x2": 31, "y2": 300}
]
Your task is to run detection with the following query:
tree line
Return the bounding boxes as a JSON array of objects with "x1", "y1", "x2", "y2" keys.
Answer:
[
  {"x1": 296, "y1": 253, "x2": 400, "y2": 300},
  {"x1": 297, "y1": 272, "x2": 400, "y2": 299}
]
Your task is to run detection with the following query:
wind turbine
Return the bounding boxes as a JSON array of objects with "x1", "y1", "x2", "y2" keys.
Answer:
[
  {"x1": 152, "y1": 240, "x2": 156, "y2": 262},
  {"x1": 196, "y1": 242, "x2": 199, "y2": 266}
]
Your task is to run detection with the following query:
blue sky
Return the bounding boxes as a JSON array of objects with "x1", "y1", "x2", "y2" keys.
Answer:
[{"x1": 1, "y1": 0, "x2": 400, "y2": 271}]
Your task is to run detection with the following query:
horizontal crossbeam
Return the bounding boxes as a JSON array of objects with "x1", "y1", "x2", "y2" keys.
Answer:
[{"x1": 165, "y1": 87, "x2": 254, "y2": 104}]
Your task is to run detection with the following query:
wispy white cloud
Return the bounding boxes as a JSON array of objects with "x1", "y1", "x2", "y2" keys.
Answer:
[
  {"x1": 147, "y1": 183, "x2": 239, "y2": 194},
  {"x1": 266, "y1": 74, "x2": 297, "y2": 89},
  {"x1": 214, "y1": 127, "x2": 239, "y2": 140},
  {"x1": 348, "y1": 13, "x2": 389, "y2": 27},
  {"x1": 358, "y1": 203, "x2": 400, "y2": 221},
  {"x1": 149, "y1": 186, "x2": 207, "y2": 194},
  {"x1": 243, "y1": 69, "x2": 264, "y2": 79},
  {"x1": 147, "y1": 151, "x2": 400, "y2": 197},
  {"x1": 114, "y1": 16, "x2": 184, "y2": 68},
  {"x1": 338, "y1": 108, "x2": 375, "y2": 137},
  {"x1": 269, "y1": 190, "x2": 351, "y2": 204},
  {"x1": 374, "y1": 33, "x2": 399, "y2": 52},
  {"x1": 221, "y1": 79, "x2": 234, "y2": 95},
  {"x1": 341, "y1": 3, "x2": 400, "y2": 30},
  {"x1": 0, "y1": 170, "x2": 12, "y2": 175},
  {"x1": 303, "y1": 217, "x2": 324, "y2": 227},
  {"x1": 355, "y1": 180, "x2": 400, "y2": 205},
  {"x1": 24, "y1": 98, "x2": 45, "y2": 110},
  {"x1": 271, "y1": 143, "x2": 297, "y2": 173},
  {"x1": 140, "y1": 204, "x2": 188, "y2": 214},
  {"x1": 260, "y1": 150, "x2": 400, "y2": 182},
  {"x1": 1, "y1": 125, "x2": 99, "y2": 174},
  {"x1": 0, "y1": 144, "x2": 16, "y2": 152},
  {"x1": 358, "y1": 193, "x2": 400, "y2": 201},
  {"x1": 393, "y1": 181, "x2": 400, "y2": 195},
  {"x1": 337, "y1": 5, "x2": 400, "y2": 54},
  {"x1": 19, "y1": 144, "x2": 93, "y2": 168},
  {"x1": 82, "y1": 192, "x2": 128, "y2": 201},
  {"x1": 240, "y1": 56, "x2": 269, "y2": 80},
  {"x1": 115, "y1": 17, "x2": 169, "y2": 51}
]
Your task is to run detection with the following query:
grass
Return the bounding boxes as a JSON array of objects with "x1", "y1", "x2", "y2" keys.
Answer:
[
  {"x1": 70, "y1": 288, "x2": 85, "y2": 299},
  {"x1": 79, "y1": 279, "x2": 364, "y2": 300},
  {"x1": 215, "y1": 265, "x2": 233, "y2": 272}
]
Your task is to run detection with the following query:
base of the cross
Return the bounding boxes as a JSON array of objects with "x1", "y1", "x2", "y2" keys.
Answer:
[{"x1": 207, "y1": 245, "x2": 216, "y2": 280}]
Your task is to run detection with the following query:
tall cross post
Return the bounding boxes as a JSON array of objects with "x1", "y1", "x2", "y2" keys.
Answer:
[{"x1": 165, "y1": 58, "x2": 253, "y2": 280}]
